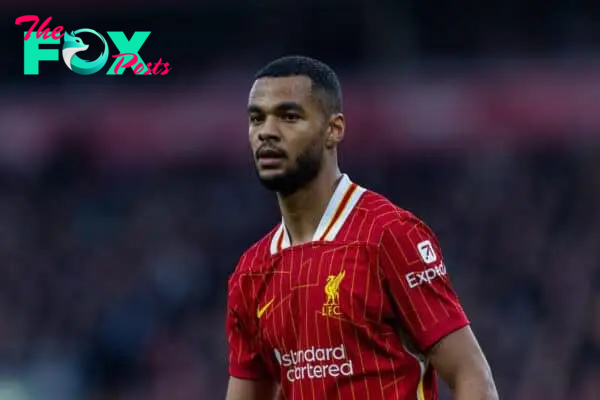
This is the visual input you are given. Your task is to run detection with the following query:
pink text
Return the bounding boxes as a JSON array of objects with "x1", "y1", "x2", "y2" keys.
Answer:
[
  {"x1": 112, "y1": 53, "x2": 172, "y2": 75},
  {"x1": 16, "y1": 15, "x2": 64, "y2": 41}
]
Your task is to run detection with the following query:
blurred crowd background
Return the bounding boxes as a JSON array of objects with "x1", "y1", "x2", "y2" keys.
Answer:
[{"x1": 2, "y1": 1, "x2": 600, "y2": 399}]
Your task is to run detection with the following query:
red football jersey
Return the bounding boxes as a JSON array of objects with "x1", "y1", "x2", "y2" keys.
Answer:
[{"x1": 227, "y1": 174, "x2": 469, "y2": 400}]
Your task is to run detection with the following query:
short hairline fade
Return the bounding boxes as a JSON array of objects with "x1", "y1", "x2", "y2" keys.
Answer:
[{"x1": 253, "y1": 55, "x2": 342, "y2": 115}]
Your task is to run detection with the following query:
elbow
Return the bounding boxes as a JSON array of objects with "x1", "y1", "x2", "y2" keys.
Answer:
[
  {"x1": 478, "y1": 374, "x2": 499, "y2": 400},
  {"x1": 451, "y1": 368, "x2": 499, "y2": 400}
]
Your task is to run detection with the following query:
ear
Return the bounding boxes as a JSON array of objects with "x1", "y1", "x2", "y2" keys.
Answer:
[{"x1": 325, "y1": 113, "x2": 345, "y2": 149}]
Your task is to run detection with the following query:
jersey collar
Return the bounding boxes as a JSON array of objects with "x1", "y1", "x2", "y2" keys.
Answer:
[{"x1": 270, "y1": 174, "x2": 365, "y2": 255}]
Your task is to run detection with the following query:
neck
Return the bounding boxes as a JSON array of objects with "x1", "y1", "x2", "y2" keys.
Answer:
[{"x1": 277, "y1": 166, "x2": 342, "y2": 246}]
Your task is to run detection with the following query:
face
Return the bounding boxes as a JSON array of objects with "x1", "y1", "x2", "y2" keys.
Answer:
[{"x1": 248, "y1": 76, "x2": 342, "y2": 195}]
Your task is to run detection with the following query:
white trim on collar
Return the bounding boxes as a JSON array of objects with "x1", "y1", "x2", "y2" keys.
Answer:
[{"x1": 269, "y1": 174, "x2": 365, "y2": 255}]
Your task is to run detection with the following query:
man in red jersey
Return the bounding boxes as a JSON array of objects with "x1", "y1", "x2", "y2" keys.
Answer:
[{"x1": 226, "y1": 55, "x2": 498, "y2": 400}]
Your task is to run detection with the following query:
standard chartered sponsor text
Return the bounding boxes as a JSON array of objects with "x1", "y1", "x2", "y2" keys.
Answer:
[{"x1": 274, "y1": 345, "x2": 354, "y2": 382}]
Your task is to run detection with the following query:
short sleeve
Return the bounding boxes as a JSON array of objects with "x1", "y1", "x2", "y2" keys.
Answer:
[
  {"x1": 226, "y1": 275, "x2": 271, "y2": 380},
  {"x1": 378, "y1": 217, "x2": 469, "y2": 351}
]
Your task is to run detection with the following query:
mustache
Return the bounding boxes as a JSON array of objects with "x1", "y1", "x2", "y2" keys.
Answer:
[{"x1": 256, "y1": 145, "x2": 287, "y2": 159}]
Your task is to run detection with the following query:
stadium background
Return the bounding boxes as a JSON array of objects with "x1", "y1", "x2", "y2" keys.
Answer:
[{"x1": 2, "y1": 1, "x2": 600, "y2": 399}]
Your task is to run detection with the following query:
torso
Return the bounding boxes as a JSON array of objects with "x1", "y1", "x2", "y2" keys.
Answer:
[{"x1": 230, "y1": 177, "x2": 436, "y2": 399}]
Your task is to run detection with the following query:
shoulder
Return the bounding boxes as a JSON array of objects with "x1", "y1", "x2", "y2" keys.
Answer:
[
  {"x1": 227, "y1": 225, "x2": 278, "y2": 312},
  {"x1": 229, "y1": 224, "x2": 279, "y2": 280},
  {"x1": 359, "y1": 191, "x2": 442, "y2": 268},
  {"x1": 355, "y1": 189, "x2": 433, "y2": 244}
]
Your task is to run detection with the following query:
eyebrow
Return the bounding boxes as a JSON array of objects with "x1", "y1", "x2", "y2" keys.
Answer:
[{"x1": 247, "y1": 102, "x2": 305, "y2": 114}]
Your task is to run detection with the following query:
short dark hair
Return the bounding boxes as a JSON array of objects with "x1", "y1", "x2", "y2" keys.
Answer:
[{"x1": 254, "y1": 55, "x2": 342, "y2": 114}]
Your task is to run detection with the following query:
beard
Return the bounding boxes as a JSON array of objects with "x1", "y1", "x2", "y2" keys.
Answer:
[{"x1": 256, "y1": 140, "x2": 323, "y2": 196}]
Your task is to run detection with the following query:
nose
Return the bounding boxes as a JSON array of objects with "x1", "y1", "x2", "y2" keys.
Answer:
[{"x1": 257, "y1": 116, "x2": 281, "y2": 142}]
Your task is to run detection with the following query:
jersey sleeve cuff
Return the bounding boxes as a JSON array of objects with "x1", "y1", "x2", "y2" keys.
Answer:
[
  {"x1": 416, "y1": 316, "x2": 470, "y2": 351},
  {"x1": 229, "y1": 366, "x2": 271, "y2": 381}
]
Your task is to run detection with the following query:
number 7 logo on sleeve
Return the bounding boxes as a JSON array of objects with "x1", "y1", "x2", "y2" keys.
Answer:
[{"x1": 417, "y1": 240, "x2": 437, "y2": 264}]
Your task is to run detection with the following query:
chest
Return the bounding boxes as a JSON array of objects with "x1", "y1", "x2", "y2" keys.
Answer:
[{"x1": 250, "y1": 242, "x2": 389, "y2": 347}]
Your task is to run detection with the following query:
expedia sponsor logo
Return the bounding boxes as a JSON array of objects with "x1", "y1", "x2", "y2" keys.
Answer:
[
  {"x1": 273, "y1": 345, "x2": 354, "y2": 382},
  {"x1": 405, "y1": 262, "x2": 447, "y2": 288}
]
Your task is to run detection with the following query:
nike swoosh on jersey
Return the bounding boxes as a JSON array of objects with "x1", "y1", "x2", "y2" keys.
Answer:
[{"x1": 257, "y1": 298, "x2": 275, "y2": 318}]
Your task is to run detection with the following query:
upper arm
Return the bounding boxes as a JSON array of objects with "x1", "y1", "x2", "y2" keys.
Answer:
[
  {"x1": 428, "y1": 326, "x2": 497, "y2": 396},
  {"x1": 226, "y1": 274, "x2": 272, "y2": 381},
  {"x1": 378, "y1": 216, "x2": 469, "y2": 351},
  {"x1": 379, "y1": 217, "x2": 496, "y2": 395},
  {"x1": 226, "y1": 271, "x2": 278, "y2": 399},
  {"x1": 225, "y1": 377, "x2": 278, "y2": 400}
]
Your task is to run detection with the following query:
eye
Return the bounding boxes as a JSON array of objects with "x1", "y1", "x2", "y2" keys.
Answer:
[
  {"x1": 281, "y1": 113, "x2": 300, "y2": 122},
  {"x1": 249, "y1": 114, "x2": 264, "y2": 124}
]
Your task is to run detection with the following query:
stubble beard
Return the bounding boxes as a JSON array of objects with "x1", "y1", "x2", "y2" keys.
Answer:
[{"x1": 256, "y1": 140, "x2": 323, "y2": 197}]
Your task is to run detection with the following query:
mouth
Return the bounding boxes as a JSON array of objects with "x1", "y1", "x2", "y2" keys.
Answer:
[{"x1": 256, "y1": 147, "x2": 286, "y2": 168}]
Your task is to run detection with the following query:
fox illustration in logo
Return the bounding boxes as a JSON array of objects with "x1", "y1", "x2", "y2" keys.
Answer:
[{"x1": 62, "y1": 29, "x2": 108, "y2": 75}]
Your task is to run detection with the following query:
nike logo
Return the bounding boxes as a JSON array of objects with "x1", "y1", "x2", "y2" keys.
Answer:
[{"x1": 257, "y1": 298, "x2": 275, "y2": 318}]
